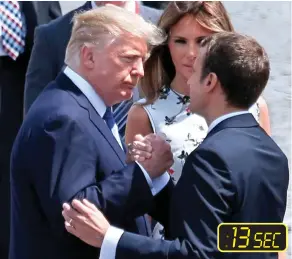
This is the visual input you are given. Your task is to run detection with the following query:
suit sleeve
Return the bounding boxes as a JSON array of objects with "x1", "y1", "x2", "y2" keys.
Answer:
[
  {"x1": 114, "y1": 148, "x2": 236, "y2": 259},
  {"x1": 30, "y1": 114, "x2": 153, "y2": 235},
  {"x1": 148, "y1": 178, "x2": 174, "y2": 230},
  {"x1": 24, "y1": 25, "x2": 56, "y2": 114}
]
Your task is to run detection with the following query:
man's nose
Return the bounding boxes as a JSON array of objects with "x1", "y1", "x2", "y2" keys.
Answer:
[
  {"x1": 132, "y1": 59, "x2": 144, "y2": 77},
  {"x1": 187, "y1": 43, "x2": 197, "y2": 60}
]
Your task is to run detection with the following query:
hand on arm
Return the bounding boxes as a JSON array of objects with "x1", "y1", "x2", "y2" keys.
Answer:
[
  {"x1": 33, "y1": 114, "x2": 153, "y2": 234},
  {"x1": 62, "y1": 148, "x2": 236, "y2": 259},
  {"x1": 117, "y1": 149, "x2": 236, "y2": 259},
  {"x1": 62, "y1": 199, "x2": 110, "y2": 248}
]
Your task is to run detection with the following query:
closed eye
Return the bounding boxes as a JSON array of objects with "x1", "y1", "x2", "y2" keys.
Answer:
[
  {"x1": 120, "y1": 55, "x2": 147, "y2": 65},
  {"x1": 121, "y1": 55, "x2": 138, "y2": 63}
]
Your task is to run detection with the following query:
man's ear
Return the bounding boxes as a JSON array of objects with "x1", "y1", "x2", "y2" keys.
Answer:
[
  {"x1": 80, "y1": 45, "x2": 95, "y2": 69},
  {"x1": 204, "y1": 72, "x2": 218, "y2": 93}
]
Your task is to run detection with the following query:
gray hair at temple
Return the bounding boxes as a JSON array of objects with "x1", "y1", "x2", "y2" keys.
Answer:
[{"x1": 65, "y1": 5, "x2": 166, "y2": 67}]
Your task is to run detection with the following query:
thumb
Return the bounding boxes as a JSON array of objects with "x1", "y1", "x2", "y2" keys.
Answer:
[
  {"x1": 144, "y1": 133, "x2": 156, "y2": 141},
  {"x1": 134, "y1": 134, "x2": 145, "y2": 142}
]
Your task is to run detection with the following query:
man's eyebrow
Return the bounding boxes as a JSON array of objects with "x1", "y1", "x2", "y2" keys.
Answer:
[{"x1": 171, "y1": 35, "x2": 187, "y2": 39}]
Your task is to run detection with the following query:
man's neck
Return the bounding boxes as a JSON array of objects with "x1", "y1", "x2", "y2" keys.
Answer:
[{"x1": 203, "y1": 106, "x2": 247, "y2": 127}]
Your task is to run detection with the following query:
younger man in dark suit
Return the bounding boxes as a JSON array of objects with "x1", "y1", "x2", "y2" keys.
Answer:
[{"x1": 62, "y1": 32, "x2": 289, "y2": 259}]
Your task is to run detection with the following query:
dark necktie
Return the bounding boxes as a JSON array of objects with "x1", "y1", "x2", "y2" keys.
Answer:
[{"x1": 103, "y1": 107, "x2": 115, "y2": 130}]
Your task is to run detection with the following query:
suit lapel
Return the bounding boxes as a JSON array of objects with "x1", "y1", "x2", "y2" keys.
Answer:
[
  {"x1": 87, "y1": 106, "x2": 126, "y2": 163},
  {"x1": 56, "y1": 73, "x2": 126, "y2": 164},
  {"x1": 206, "y1": 113, "x2": 259, "y2": 139}
]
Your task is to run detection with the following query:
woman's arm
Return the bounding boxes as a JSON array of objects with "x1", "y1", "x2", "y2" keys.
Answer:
[
  {"x1": 258, "y1": 96, "x2": 271, "y2": 136},
  {"x1": 125, "y1": 104, "x2": 154, "y2": 143}
]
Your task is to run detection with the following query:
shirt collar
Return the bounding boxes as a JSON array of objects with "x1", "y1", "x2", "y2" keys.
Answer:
[
  {"x1": 63, "y1": 66, "x2": 107, "y2": 118},
  {"x1": 208, "y1": 111, "x2": 250, "y2": 133}
]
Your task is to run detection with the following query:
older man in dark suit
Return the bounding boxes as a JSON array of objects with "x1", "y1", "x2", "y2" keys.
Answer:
[
  {"x1": 0, "y1": 1, "x2": 61, "y2": 258},
  {"x1": 24, "y1": 1, "x2": 162, "y2": 136},
  {"x1": 10, "y1": 6, "x2": 172, "y2": 259}
]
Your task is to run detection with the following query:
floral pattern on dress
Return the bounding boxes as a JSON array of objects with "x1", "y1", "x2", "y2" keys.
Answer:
[
  {"x1": 140, "y1": 86, "x2": 208, "y2": 184},
  {"x1": 139, "y1": 86, "x2": 260, "y2": 184}
]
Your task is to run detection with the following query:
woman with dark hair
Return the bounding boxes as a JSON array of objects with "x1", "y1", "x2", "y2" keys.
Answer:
[{"x1": 126, "y1": 1, "x2": 271, "y2": 184}]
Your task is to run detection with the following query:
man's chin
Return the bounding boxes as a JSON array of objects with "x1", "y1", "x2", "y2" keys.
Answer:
[{"x1": 120, "y1": 90, "x2": 133, "y2": 100}]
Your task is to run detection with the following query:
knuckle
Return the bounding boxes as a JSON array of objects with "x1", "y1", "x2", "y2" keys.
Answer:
[{"x1": 83, "y1": 211, "x2": 91, "y2": 219}]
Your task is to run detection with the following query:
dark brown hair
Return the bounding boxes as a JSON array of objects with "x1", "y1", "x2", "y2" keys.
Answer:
[
  {"x1": 140, "y1": 1, "x2": 234, "y2": 104},
  {"x1": 200, "y1": 32, "x2": 270, "y2": 109}
]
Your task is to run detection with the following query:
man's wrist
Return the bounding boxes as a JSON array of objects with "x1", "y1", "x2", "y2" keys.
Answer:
[
  {"x1": 99, "y1": 226, "x2": 124, "y2": 259},
  {"x1": 152, "y1": 172, "x2": 170, "y2": 194}
]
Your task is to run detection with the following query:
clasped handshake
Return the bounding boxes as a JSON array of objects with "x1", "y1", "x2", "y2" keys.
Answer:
[{"x1": 127, "y1": 134, "x2": 174, "y2": 178}]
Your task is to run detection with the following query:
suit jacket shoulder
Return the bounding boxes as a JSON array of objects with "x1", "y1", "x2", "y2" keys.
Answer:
[
  {"x1": 20, "y1": 1, "x2": 61, "y2": 52},
  {"x1": 35, "y1": 1, "x2": 92, "y2": 58},
  {"x1": 30, "y1": 1, "x2": 62, "y2": 25},
  {"x1": 200, "y1": 117, "x2": 287, "y2": 165},
  {"x1": 195, "y1": 115, "x2": 289, "y2": 216}
]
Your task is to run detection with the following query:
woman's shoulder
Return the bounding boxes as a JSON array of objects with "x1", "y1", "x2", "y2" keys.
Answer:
[
  {"x1": 127, "y1": 102, "x2": 152, "y2": 127},
  {"x1": 249, "y1": 96, "x2": 269, "y2": 122},
  {"x1": 136, "y1": 98, "x2": 147, "y2": 105}
]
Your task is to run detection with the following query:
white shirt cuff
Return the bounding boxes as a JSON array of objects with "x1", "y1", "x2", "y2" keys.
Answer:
[
  {"x1": 136, "y1": 162, "x2": 170, "y2": 196},
  {"x1": 136, "y1": 162, "x2": 155, "y2": 195},
  {"x1": 152, "y1": 172, "x2": 170, "y2": 194},
  {"x1": 99, "y1": 226, "x2": 124, "y2": 259}
]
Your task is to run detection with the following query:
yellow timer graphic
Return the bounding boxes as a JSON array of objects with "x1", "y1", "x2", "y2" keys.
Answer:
[{"x1": 217, "y1": 223, "x2": 288, "y2": 252}]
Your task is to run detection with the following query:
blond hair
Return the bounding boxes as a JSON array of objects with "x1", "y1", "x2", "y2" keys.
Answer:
[
  {"x1": 140, "y1": 1, "x2": 234, "y2": 104},
  {"x1": 65, "y1": 5, "x2": 166, "y2": 67}
]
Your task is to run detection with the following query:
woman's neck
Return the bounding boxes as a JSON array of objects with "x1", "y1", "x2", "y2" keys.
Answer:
[{"x1": 170, "y1": 74, "x2": 190, "y2": 96}]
